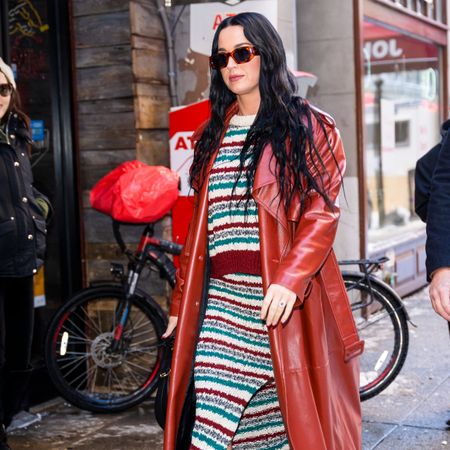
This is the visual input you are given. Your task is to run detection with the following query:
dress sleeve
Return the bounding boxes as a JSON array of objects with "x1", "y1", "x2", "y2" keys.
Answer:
[{"x1": 271, "y1": 116, "x2": 346, "y2": 303}]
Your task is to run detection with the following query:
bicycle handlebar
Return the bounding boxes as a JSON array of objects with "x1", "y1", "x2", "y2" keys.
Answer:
[
  {"x1": 112, "y1": 220, "x2": 183, "y2": 258},
  {"x1": 338, "y1": 256, "x2": 389, "y2": 275},
  {"x1": 338, "y1": 256, "x2": 389, "y2": 267}
]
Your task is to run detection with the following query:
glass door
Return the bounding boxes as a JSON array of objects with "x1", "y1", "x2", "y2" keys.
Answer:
[
  {"x1": 1, "y1": 0, "x2": 81, "y2": 405},
  {"x1": 363, "y1": 19, "x2": 441, "y2": 248}
]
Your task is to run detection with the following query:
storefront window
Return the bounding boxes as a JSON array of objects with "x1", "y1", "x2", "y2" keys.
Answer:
[{"x1": 363, "y1": 19, "x2": 441, "y2": 248}]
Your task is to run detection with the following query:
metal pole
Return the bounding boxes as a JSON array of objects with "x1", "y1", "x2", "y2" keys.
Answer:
[
  {"x1": 375, "y1": 78, "x2": 386, "y2": 227},
  {"x1": 0, "y1": 0, "x2": 10, "y2": 61},
  {"x1": 154, "y1": 0, "x2": 179, "y2": 107}
]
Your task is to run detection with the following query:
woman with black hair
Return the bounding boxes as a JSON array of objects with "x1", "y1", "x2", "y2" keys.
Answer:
[
  {"x1": 0, "y1": 58, "x2": 50, "y2": 450},
  {"x1": 163, "y1": 12, "x2": 363, "y2": 450}
]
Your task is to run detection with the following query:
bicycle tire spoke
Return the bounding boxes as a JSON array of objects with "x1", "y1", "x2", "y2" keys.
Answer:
[
  {"x1": 90, "y1": 364, "x2": 99, "y2": 393},
  {"x1": 110, "y1": 368, "x2": 128, "y2": 395},
  {"x1": 129, "y1": 329, "x2": 157, "y2": 339},
  {"x1": 57, "y1": 354, "x2": 90, "y2": 370},
  {"x1": 65, "y1": 316, "x2": 93, "y2": 341},
  {"x1": 127, "y1": 346, "x2": 158, "y2": 354},
  {"x1": 128, "y1": 310, "x2": 148, "y2": 329},
  {"x1": 80, "y1": 304, "x2": 104, "y2": 335},
  {"x1": 71, "y1": 308, "x2": 103, "y2": 337},
  {"x1": 128, "y1": 338, "x2": 158, "y2": 348},
  {"x1": 62, "y1": 354, "x2": 92, "y2": 381},
  {"x1": 73, "y1": 364, "x2": 97, "y2": 391},
  {"x1": 97, "y1": 304, "x2": 103, "y2": 333},
  {"x1": 124, "y1": 359, "x2": 151, "y2": 373},
  {"x1": 57, "y1": 334, "x2": 92, "y2": 344},
  {"x1": 122, "y1": 362, "x2": 143, "y2": 388}
]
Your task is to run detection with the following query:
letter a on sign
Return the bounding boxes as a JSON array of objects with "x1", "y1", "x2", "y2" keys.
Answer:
[
  {"x1": 213, "y1": 14, "x2": 222, "y2": 30},
  {"x1": 175, "y1": 136, "x2": 188, "y2": 150}
]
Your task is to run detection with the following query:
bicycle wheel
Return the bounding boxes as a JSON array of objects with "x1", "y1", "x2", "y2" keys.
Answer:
[
  {"x1": 45, "y1": 285, "x2": 166, "y2": 412},
  {"x1": 343, "y1": 273, "x2": 409, "y2": 401}
]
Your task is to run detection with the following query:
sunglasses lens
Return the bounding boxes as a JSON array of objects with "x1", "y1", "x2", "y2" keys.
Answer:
[
  {"x1": 0, "y1": 84, "x2": 12, "y2": 97},
  {"x1": 234, "y1": 47, "x2": 252, "y2": 63},
  {"x1": 211, "y1": 53, "x2": 228, "y2": 69}
]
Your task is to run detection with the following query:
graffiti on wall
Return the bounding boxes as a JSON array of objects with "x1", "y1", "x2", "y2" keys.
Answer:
[
  {"x1": 9, "y1": 0, "x2": 49, "y2": 42},
  {"x1": 8, "y1": 0, "x2": 49, "y2": 80}
]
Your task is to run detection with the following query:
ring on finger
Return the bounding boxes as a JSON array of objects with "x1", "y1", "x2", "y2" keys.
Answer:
[{"x1": 278, "y1": 301, "x2": 286, "y2": 308}]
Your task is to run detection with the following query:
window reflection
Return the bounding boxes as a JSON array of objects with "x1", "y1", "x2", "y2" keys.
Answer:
[{"x1": 363, "y1": 20, "x2": 440, "y2": 243}]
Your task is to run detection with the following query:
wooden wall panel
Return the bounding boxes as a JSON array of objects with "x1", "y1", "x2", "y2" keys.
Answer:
[
  {"x1": 129, "y1": 1, "x2": 165, "y2": 40},
  {"x1": 72, "y1": 0, "x2": 129, "y2": 17},
  {"x1": 75, "y1": 12, "x2": 131, "y2": 47},
  {"x1": 77, "y1": 66, "x2": 134, "y2": 100},
  {"x1": 136, "y1": 130, "x2": 170, "y2": 166},
  {"x1": 73, "y1": 0, "x2": 172, "y2": 308},
  {"x1": 78, "y1": 98, "x2": 134, "y2": 115},
  {"x1": 76, "y1": 45, "x2": 131, "y2": 69},
  {"x1": 134, "y1": 83, "x2": 170, "y2": 129}
]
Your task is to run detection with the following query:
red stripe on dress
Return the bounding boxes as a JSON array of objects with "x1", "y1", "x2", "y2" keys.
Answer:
[
  {"x1": 209, "y1": 222, "x2": 258, "y2": 234},
  {"x1": 199, "y1": 337, "x2": 272, "y2": 358},
  {"x1": 208, "y1": 293, "x2": 260, "y2": 311},
  {"x1": 219, "y1": 139, "x2": 246, "y2": 147},
  {"x1": 195, "y1": 362, "x2": 270, "y2": 381},
  {"x1": 210, "y1": 165, "x2": 242, "y2": 174},
  {"x1": 208, "y1": 197, "x2": 255, "y2": 208},
  {"x1": 204, "y1": 315, "x2": 266, "y2": 335},
  {"x1": 210, "y1": 251, "x2": 261, "y2": 278},
  {"x1": 241, "y1": 406, "x2": 281, "y2": 420},
  {"x1": 195, "y1": 387, "x2": 248, "y2": 407},
  {"x1": 195, "y1": 415, "x2": 235, "y2": 437},
  {"x1": 233, "y1": 430, "x2": 287, "y2": 445},
  {"x1": 211, "y1": 274, "x2": 263, "y2": 288}
]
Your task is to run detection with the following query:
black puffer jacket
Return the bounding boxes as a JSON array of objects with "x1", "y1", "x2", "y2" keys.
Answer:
[{"x1": 0, "y1": 112, "x2": 49, "y2": 277}]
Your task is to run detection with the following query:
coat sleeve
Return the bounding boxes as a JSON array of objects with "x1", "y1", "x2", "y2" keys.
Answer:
[
  {"x1": 414, "y1": 143, "x2": 440, "y2": 223},
  {"x1": 271, "y1": 116, "x2": 346, "y2": 303},
  {"x1": 425, "y1": 131, "x2": 450, "y2": 279}
]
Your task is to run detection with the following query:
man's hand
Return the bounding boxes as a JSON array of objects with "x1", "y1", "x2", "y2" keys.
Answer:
[
  {"x1": 261, "y1": 284, "x2": 297, "y2": 327},
  {"x1": 429, "y1": 268, "x2": 450, "y2": 321}
]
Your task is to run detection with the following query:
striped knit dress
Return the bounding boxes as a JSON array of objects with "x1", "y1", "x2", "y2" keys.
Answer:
[{"x1": 190, "y1": 114, "x2": 289, "y2": 450}]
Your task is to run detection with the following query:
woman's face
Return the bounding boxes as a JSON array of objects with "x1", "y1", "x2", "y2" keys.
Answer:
[
  {"x1": 0, "y1": 72, "x2": 12, "y2": 121},
  {"x1": 217, "y1": 25, "x2": 261, "y2": 100}
]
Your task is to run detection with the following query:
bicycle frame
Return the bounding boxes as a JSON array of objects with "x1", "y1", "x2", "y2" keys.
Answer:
[
  {"x1": 339, "y1": 257, "x2": 413, "y2": 324},
  {"x1": 109, "y1": 221, "x2": 182, "y2": 352}
]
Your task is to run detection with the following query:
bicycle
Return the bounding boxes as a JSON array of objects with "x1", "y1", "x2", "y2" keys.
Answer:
[
  {"x1": 44, "y1": 220, "x2": 183, "y2": 413},
  {"x1": 340, "y1": 257, "x2": 411, "y2": 401},
  {"x1": 45, "y1": 221, "x2": 410, "y2": 412}
]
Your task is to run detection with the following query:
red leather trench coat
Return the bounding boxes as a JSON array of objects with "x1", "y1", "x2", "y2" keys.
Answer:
[{"x1": 164, "y1": 103, "x2": 364, "y2": 450}]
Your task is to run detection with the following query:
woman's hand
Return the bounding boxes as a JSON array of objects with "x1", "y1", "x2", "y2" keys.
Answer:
[
  {"x1": 260, "y1": 284, "x2": 297, "y2": 326},
  {"x1": 162, "y1": 316, "x2": 178, "y2": 338}
]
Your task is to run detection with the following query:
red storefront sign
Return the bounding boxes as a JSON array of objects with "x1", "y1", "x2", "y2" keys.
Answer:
[
  {"x1": 170, "y1": 100, "x2": 211, "y2": 262},
  {"x1": 363, "y1": 21, "x2": 439, "y2": 73}
]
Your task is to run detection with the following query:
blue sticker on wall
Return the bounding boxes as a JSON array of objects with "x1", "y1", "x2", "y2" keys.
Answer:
[{"x1": 30, "y1": 120, "x2": 44, "y2": 141}]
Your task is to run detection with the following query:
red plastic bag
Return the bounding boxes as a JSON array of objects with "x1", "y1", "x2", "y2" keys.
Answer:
[{"x1": 90, "y1": 160, "x2": 180, "y2": 223}]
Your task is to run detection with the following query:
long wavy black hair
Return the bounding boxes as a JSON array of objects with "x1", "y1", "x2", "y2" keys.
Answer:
[{"x1": 190, "y1": 12, "x2": 339, "y2": 214}]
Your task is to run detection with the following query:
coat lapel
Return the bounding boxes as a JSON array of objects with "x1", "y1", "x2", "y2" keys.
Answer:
[{"x1": 253, "y1": 143, "x2": 289, "y2": 231}]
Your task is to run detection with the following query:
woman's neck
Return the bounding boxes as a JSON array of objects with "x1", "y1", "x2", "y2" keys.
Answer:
[{"x1": 236, "y1": 92, "x2": 260, "y2": 116}]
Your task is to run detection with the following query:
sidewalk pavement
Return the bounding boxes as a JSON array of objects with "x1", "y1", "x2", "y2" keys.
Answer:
[{"x1": 7, "y1": 288, "x2": 450, "y2": 450}]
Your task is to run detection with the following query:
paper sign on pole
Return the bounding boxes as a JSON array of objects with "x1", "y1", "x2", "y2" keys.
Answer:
[
  {"x1": 33, "y1": 266, "x2": 46, "y2": 308},
  {"x1": 170, "y1": 100, "x2": 211, "y2": 255}
]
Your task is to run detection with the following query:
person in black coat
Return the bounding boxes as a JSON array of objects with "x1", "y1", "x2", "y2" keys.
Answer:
[
  {"x1": 0, "y1": 58, "x2": 50, "y2": 450},
  {"x1": 416, "y1": 118, "x2": 450, "y2": 323}
]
